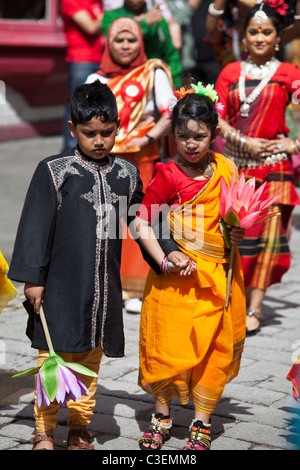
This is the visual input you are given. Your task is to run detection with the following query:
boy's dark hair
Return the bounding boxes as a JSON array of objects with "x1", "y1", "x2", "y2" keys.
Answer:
[
  {"x1": 70, "y1": 80, "x2": 119, "y2": 126},
  {"x1": 171, "y1": 76, "x2": 219, "y2": 135}
]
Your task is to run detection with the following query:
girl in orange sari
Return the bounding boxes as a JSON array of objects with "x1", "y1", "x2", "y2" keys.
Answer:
[
  {"x1": 86, "y1": 17, "x2": 174, "y2": 311},
  {"x1": 134, "y1": 82, "x2": 246, "y2": 450}
]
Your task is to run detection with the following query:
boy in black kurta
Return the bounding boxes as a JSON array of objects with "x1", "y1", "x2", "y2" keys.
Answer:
[{"x1": 8, "y1": 81, "x2": 145, "y2": 450}]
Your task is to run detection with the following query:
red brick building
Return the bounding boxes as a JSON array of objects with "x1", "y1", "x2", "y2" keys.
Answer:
[{"x1": 0, "y1": 0, "x2": 67, "y2": 141}]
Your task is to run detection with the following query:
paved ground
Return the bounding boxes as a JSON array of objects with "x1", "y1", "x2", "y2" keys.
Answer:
[{"x1": 0, "y1": 136, "x2": 300, "y2": 451}]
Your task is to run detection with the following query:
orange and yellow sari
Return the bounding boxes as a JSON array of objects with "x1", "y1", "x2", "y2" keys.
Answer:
[
  {"x1": 138, "y1": 153, "x2": 246, "y2": 414},
  {"x1": 107, "y1": 59, "x2": 172, "y2": 156}
]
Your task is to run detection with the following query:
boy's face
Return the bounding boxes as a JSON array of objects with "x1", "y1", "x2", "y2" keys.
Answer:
[{"x1": 68, "y1": 117, "x2": 119, "y2": 161}]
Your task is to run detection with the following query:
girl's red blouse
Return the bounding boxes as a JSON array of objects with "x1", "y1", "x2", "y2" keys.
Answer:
[{"x1": 137, "y1": 161, "x2": 208, "y2": 222}]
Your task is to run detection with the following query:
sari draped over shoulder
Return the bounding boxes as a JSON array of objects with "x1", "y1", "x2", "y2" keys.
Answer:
[
  {"x1": 139, "y1": 153, "x2": 246, "y2": 414},
  {"x1": 103, "y1": 58, "x2": 173, "y2": 157}
]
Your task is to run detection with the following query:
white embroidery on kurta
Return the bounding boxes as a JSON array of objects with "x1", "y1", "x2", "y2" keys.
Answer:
[{"x1": 47, "y1": 157, "x2": 83, "y2": 207}]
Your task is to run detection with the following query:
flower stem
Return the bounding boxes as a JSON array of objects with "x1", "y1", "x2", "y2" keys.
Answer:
[
  {"x1": 225, "y1": 245, "x2": 235, "y2": 308},
  {"x1": 39, "y1": 305, "x2": 54, "y2": 352}
]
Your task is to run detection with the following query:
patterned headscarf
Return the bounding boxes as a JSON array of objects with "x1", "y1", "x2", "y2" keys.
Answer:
[{"x1": 98, "y1": 17, "x2": 147, "y2": 78}]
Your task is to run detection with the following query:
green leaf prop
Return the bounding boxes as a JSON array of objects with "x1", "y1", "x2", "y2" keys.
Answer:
[
  {"x1": 224, "y1": 210, "x2": 240, "y2": 227},
  {"x1": 220, "y1": 218, "x2": 230, "y2": 249},
  {"x1": 12, "y1": 366, "x2": 41, "y2": 378}
]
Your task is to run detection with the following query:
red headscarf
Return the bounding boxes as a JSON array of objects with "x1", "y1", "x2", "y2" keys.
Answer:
[{"x1": 98, "y1": 17, "x2": 148, "y2": 78}]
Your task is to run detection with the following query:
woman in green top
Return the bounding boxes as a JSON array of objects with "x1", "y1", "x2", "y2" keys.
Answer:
[{"x1": 102, "y1": 0, "x2": 182, "y2": 88}]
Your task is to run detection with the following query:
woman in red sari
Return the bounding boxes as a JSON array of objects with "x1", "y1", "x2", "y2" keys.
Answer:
[
  {"x1": 86, "y1": 17, "x2": 174, "y2": 312},
  {"x1": 215, "y1": 2, "x2": 300, "y2": 335}
]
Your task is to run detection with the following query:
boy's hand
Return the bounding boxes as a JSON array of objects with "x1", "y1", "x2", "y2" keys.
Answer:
[
  {"x1": 24, "y1": 283, "x2": 45, "y2": 315},
  {"x1": 228, "y1": 226, "x2": 245, "y2": 245}
]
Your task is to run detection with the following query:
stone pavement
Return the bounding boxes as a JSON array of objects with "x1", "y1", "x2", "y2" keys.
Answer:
[{"x1": 0, "y1": 136, "x2": 300, "y2": 451}]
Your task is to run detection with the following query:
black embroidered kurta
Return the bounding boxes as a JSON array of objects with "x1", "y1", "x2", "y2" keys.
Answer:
[{"x1": 8, "y1": 149, "x2": 144, "y2": 357}]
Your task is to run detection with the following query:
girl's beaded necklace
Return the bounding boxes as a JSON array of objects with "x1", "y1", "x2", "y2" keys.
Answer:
[{"x1": 177, "y1": 153, "x2": 214, "y2": 178}]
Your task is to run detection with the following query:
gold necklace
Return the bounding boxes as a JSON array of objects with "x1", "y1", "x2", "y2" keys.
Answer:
[{"x1": 177, "y1": 153, "x2": 213, "y2": 177}]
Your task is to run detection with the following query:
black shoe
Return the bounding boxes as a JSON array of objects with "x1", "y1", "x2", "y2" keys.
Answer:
[{"x1": 246, "y1": 310, "x2": 261, "y2": 336}]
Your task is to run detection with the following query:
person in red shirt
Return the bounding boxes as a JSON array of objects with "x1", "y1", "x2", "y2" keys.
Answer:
[{"x1": 61, "y1": 0, "x2": 104, "y2": 151}]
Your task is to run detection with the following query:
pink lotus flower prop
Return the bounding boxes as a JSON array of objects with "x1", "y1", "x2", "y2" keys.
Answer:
[
  {"x1": 13, "y1": 306, "x2": 97, "y2": 408},
  {"x1": 220, "y1": 172, "x2": 279, "y2": 237},
  {"x1": 219, "y1": 172, "x2": 279, "y2": 307}
]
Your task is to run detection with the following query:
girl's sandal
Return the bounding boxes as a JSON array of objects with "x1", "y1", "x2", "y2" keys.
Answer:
[
  {"x1": 67, "y1": 428, "x2": 94, "y2": 450},
  {"x1": 183, "y1": 420, "x2": 211, "y2": 451},
  {"x1": 31, "y1": 433, "x2": 54, "y2": 450},
  {"x1": 139, "y1": 413, "x2": 172, "y2": 450}
]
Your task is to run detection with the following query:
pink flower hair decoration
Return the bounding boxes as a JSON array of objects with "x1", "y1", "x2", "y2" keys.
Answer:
[{"x1": 264, "y1": 0, "x2": 289, "y2": 16}]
